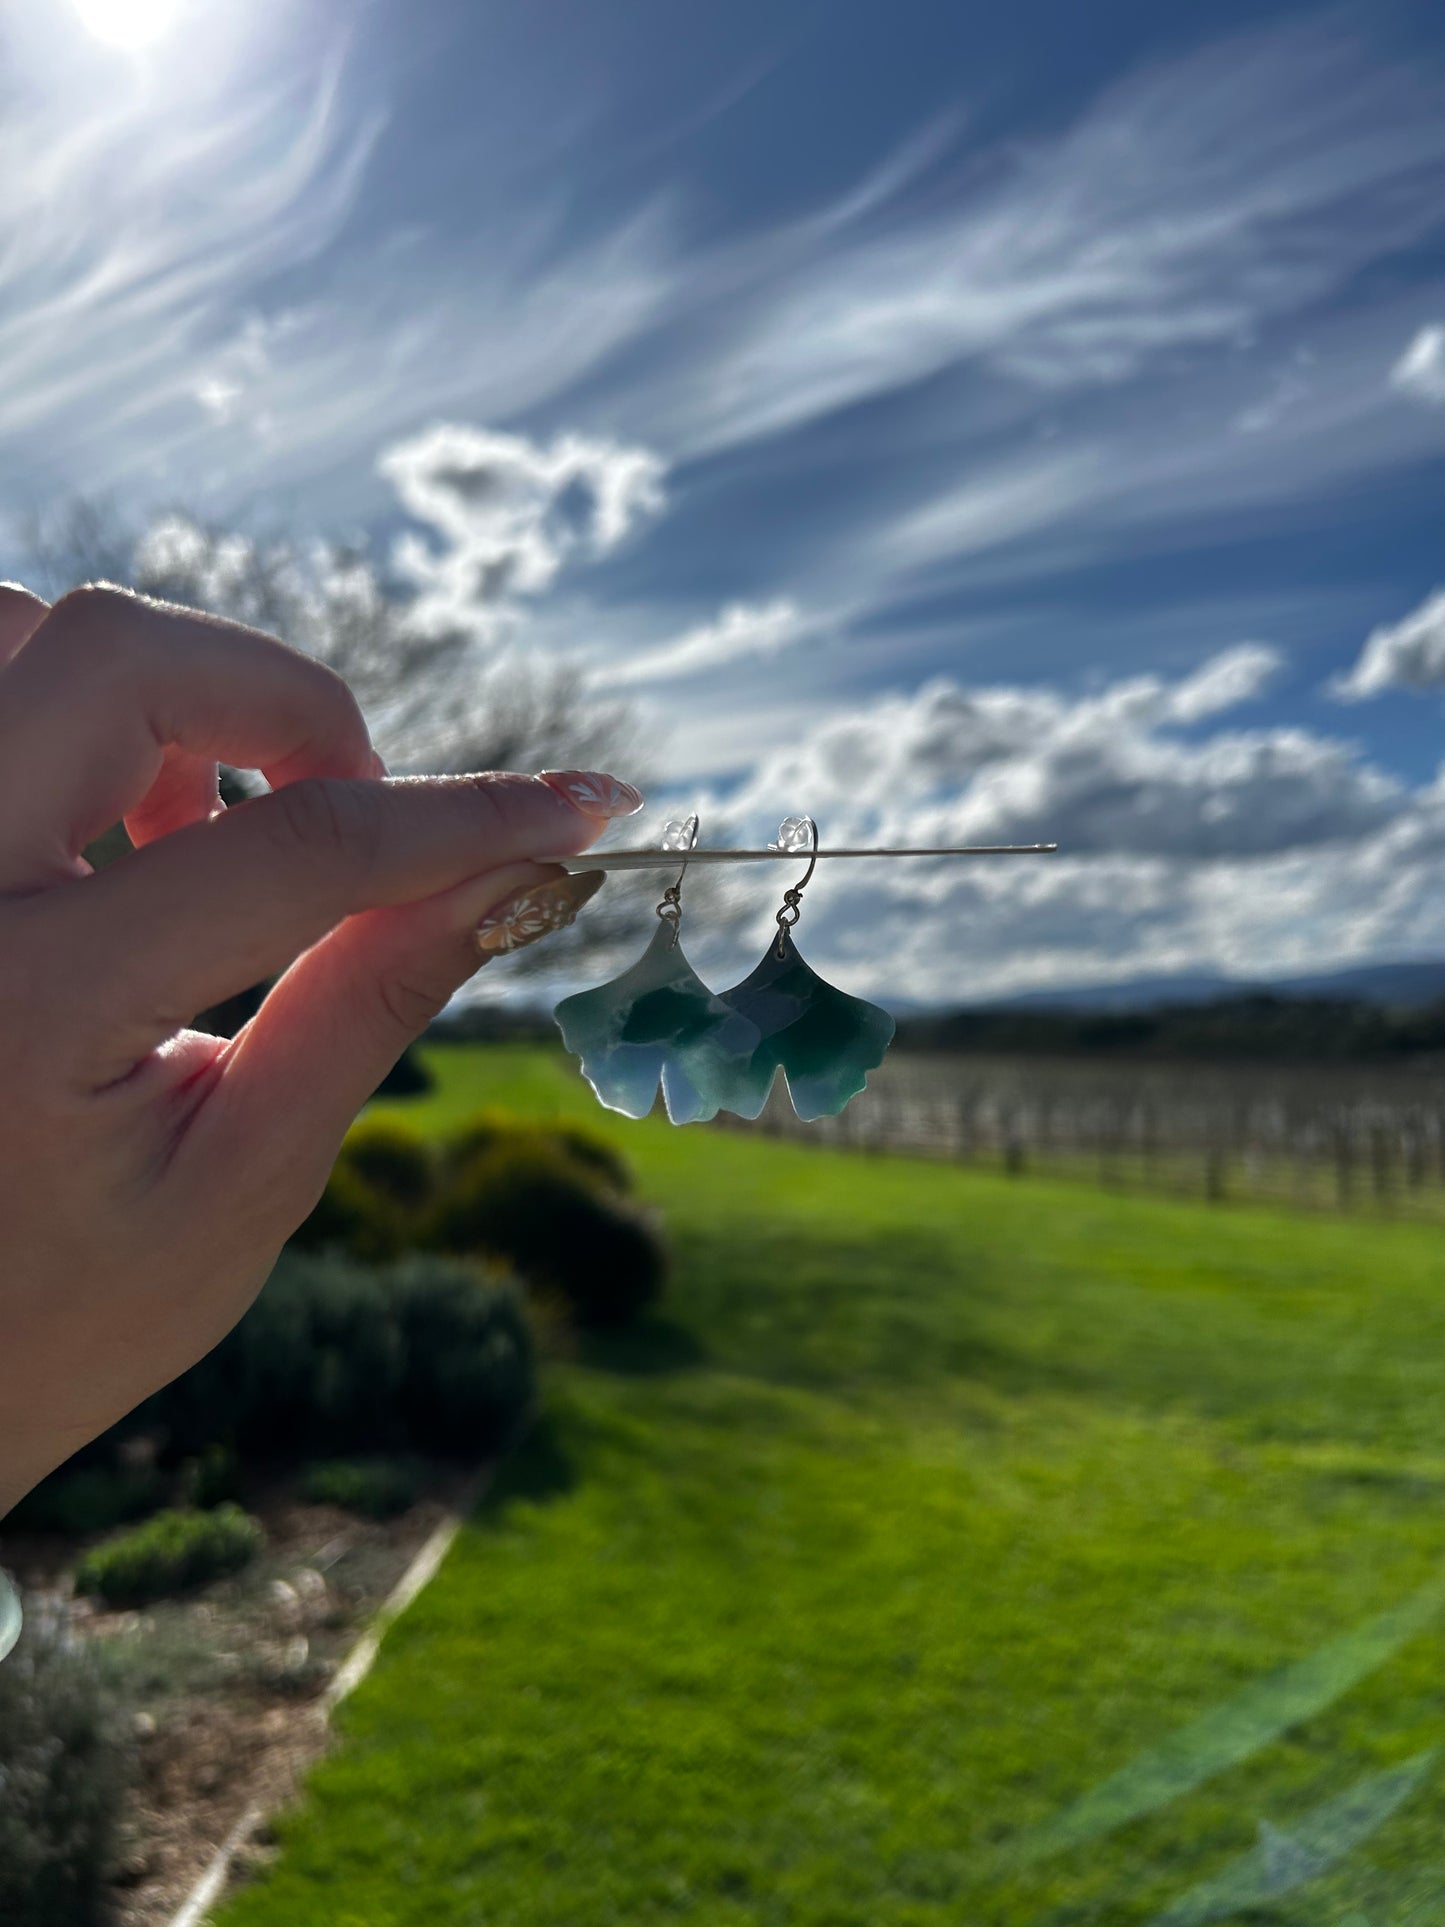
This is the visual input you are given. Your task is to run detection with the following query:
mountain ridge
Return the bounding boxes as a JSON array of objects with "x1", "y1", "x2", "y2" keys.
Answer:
[{"x1": 958, "y1": 959, "x2": 1445, "y2": 1015}]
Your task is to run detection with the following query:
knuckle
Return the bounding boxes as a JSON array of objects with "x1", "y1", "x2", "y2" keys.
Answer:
[
  {"x1": 461, "y1": 773, "x2": 521, "y2": 840},
  {"x1": 292, "y1": 651, "x2": 368, "y2": 735},
  {"x1": 266, "y1": 776, "x2": 383, "y2": 875},
  {"x1": 44, "y1": 583, "x2": 140, "y2": 674},
  {"x1": 375, "y1": 971, "x2": 450, "y2": 1037},
  {"x1": 49, "y1": 581, "x2": 133, "y2": 633}
]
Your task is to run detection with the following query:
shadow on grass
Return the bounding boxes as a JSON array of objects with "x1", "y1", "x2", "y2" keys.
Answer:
[
  {"x1": 661, "y1": 1218, "x2": 1088, "y2": 1403},
  {"x1": 481, "y1": 1410, "x2": 579, "y2": 1513},
  {"x1": 577, "y1": 1314, "x2": 709, "y2": 1377},
  {"x1": 547, "y1": 1213, "x2": 1098, "y2": 1407}
]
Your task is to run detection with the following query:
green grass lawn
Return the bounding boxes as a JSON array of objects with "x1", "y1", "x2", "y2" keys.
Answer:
[{"x1": 221, "y1": 1045, "x2": 1445, "y2": 1927}]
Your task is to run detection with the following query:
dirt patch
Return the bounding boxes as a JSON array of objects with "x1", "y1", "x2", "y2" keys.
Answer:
[{"x1": 7, "y1": 1477, "x2": 474, "y2": 1927}]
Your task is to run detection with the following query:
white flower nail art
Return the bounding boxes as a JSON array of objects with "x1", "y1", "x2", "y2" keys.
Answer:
[
  {"x1": 474, "y1": 873, "x2": 604, "y2": 954},
  {"x1": 539, "y1": 770, "x2": 644, "y2": 818}
]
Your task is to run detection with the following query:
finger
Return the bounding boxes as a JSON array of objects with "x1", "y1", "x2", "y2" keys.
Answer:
[
  {"x1": 45, "y1": 768, "x2": 641, "y2": 1080},
  {"x1": 0, "y1": 584, "x2": 378, "y2": 891},
  {"x1": 123, "y1": 745, "x2": 221, "y2": 850},
  {"x1": 188, "y1": 864, "x2": 606, "y2": 1225},
  {"x1": 0, "y1": 583, "x2": 48, "y2": 668}
]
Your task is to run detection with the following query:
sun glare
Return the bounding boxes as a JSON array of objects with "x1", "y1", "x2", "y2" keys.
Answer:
[{"x1": 70, "y1": 0, "x2": 181, "y2": 48}]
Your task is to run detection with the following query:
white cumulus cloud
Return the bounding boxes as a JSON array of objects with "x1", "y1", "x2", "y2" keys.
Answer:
[
  {"x1": 1332, "y1": 589, "x2": 1445, "y2": 700},
  {"x1": 670, "y1": 650, "x2": 1445, "y2": 1002},
  {"x1": 727, "y1": 651, "x2": 1395, "y2": 862},
  {"x1": 378, "y1": 423, "x2": 667, "y2": 642}
]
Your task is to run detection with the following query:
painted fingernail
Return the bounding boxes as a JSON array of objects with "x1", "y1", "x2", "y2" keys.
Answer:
[
  {"x1": 473, "y1": 870, "x2": 606, "y2": 955},
  {"x1": 539, "y1": 770, "x2": 644, "y2": 818}
]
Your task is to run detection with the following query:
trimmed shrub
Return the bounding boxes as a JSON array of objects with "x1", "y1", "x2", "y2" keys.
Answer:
[
  {"x1": 425, "y1": 1141, "x2": 666, "y2": 1329},
  {"x1": 438, "y1": 1107, "x2": 515, "y2": 1172},
  {"x1": 391, "y1": 1254, "x2": 537, "y2": 1451},
  {"x1": 124, "y1": 1252, "x2": 534, "y2": 1465},
  {"x1": 302, "y1": 1456, "x2": 421, "y2": 1519},
  {"x1": 0, "y1": 1620, "x2": 130, "y2": 1927},
  {"x1": 543, "y1": 1120, "x2": 632, "y2": 1196},
  {"x1": 74, "y1": 1505, "x2": 264, "y2": 1609},
  {"x1": 292, "y1": 1110, "x2": 640, "y2": 1283},
  {"x1": 339, "y1": 1118, "x2": 437, "y2": 1212},
  {"x1": 440, "y1": 1109, "x2": 631, "y2": 1196},
  {"x1": 6, "y1": 1462, "x2": 165, "y2": 1537},
  {"x1": 290, "y1": 1158, "x2": 407, "y2": 1262}
]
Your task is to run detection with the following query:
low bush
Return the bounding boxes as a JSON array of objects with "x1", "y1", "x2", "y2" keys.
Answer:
[
  {"x1": 290, "y1": 1157, "x2": 408, "y2": 1262},
  {"x1": 425, "y1": 1141, "x2": 667, "y2": 1329},
  {"x1": 6, "y1": 1462, "x2": 165, "y2": 1537},
  {"x1": 286, "y1": 1106, "x2": 658, "y2": 1328},
  {"x1": 440, "y1": 1110, "x2": 630, "y2": 1196},
  {"x1": 391, "y1": 1254, "x2": 538, "y2": 1450},
  {"x1": 125, "y1": 1252, "x2": 535, "y2": 1465},
  {"x1": 0, "y1": 1619, "x2": 130, "y2": 1927},
  {"x1": 338, "y1": 1118, "x2": 437, "y2": 1212},
  {"x1": 302, "y1": 1456, "x2": 422, "y2": 1519},
  {"x1": 542, "y1": 1120, "x2": 633, "y2": 1196},
  {"x1": 75, "y1": 1504, "x2": 265, "y2": 1609}
]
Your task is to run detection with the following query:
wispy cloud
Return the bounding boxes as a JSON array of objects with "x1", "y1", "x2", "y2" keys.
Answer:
[
  {"x1": 4, "y1": 8, "x2": 1443, "y2": 585},
  {"x1": 615, "y1": 22, "x2": 1445, "y2": 457},
  {"x1": 607, "y1": 600, "x2": 815, "y2": 686},
  {"x1": 0, "y1": 5, "x2": 675, "y2": 523},
  {"x1": 0, "y1": 12, "x2": 382, "y2": 496},
  {"x1": 1391, "y1": 324, "x2": 1445, "y2": 405}
]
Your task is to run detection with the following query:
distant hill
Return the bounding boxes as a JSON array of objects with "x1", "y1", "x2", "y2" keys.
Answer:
[
  {"x1": 894, "y1": 962, "x2": 1445, "y2": 1062},
  {"x1": 990, "y1": 959, "x2": 1445, "y2": 1013}
]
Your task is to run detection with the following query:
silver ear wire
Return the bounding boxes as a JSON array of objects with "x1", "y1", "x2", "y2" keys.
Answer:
[
  {"x1": 769, "y1": 814, "x2": 818, "y2": 955},
  {"x1": 655, "y1": 813, "x2": 700, "y2": 945}
]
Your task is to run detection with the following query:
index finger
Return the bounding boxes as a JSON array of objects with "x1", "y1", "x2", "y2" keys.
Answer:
[
  {"x1": 0, "y1": 585, "x2": 379, "y2": 892},
  {"x1": 41, "y1": 769, "x2": 640, "y2": 1076}
]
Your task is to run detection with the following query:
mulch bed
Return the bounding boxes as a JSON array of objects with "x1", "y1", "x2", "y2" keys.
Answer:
[{"x1": 5, "y1": 1477, "x2": 473, "y2": 1927}]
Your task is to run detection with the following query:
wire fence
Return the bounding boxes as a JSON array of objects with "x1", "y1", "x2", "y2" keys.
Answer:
[{"x1": 714, "y1": 1052, "x2": 1445, "y2": 1220}]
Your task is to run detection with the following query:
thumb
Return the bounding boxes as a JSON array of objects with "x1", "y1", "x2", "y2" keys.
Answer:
[{"x1": 188, "y1": 861, "x2": 606, "y2": 1232}]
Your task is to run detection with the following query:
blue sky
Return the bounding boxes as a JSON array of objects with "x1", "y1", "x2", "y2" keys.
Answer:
[{"x1": 4, "y1": 0, "x2": 1445, "y2": 1000}]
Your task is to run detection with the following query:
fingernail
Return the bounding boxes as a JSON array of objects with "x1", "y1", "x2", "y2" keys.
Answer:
[
  {"x1": 474, "y1": 870, "x2": 606, "y2": 956},
  {"x1": 539, "y1": 770, "x2": 644, "y2": 818}
]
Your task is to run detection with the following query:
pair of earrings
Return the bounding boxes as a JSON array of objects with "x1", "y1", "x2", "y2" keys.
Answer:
[{"x1": 554, "y1": 816, "x2": 896, "y2": 1125}]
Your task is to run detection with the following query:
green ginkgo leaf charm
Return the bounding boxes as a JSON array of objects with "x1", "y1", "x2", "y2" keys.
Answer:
[
  {"x1": 554, "y1": 923, "x2": 762, "y2": 1125},
  {"x1": 715, "y1": 929, "x2": 895, "y2": 1122}
]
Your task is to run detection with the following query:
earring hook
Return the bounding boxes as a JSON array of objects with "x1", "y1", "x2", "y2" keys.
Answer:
[
  {"x1": 770, "y1": 814, "x2": 818, "y2": 954},
  {"x1": 655, "y1": 813, "x2": 700, "y2": 945}
]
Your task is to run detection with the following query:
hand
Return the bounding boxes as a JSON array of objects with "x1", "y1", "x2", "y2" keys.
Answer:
[{"x1": 0, "y1": 583, "x2": 639, "y2": 1515}]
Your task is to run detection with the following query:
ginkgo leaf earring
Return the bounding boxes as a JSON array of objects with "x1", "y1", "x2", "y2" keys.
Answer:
[
  {"x1": 554, "y1": 816, "x2": 762, "y2": 1124},
  {"x1": 713, "y1": 816, "x2": 895, "y2": 1122}
]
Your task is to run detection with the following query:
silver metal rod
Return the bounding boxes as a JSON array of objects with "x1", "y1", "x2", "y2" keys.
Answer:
[{"x1": 546, "y1": 843, "x2": 1058, "y2": 873}]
